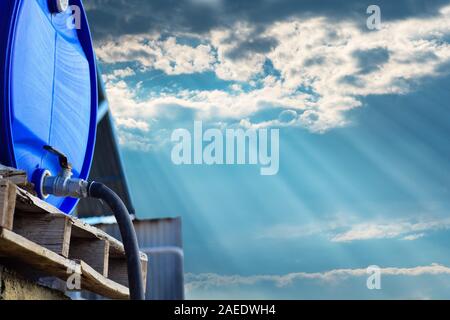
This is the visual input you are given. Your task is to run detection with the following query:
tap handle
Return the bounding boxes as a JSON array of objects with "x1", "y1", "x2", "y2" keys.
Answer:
[{"x1": 43, "y1": 145, "x2": 72, "y2": 170}]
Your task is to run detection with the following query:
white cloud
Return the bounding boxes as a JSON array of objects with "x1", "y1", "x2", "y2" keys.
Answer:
[
  {"x1": 185, "y1": 263, "x2": 450, "y2": 291},
  {"x1": 98, "y1": 5, "x2": 450, "y2": 146},
  {"x1": 259, "y1": 216, "x2": 450, "y2": 243},
  {"x1": 209, "y1": 23, "x2": 268, "y2": 81},
  {"x1": 331, "y1": 219, "x2": 450, "y2": 242},
  {"x1": 262, "y1": 13, "x2": 450, "y2": 131},
  {"x1": 103, "y1": 67, "x2": 136, "y2": 82},
  {"x1": 97, "y1": 36, "x2": 216, "y2": 75},
  {"x1": 106, "y1": 76, "x2": 311, "y2": 123},
  {"x1": 402, "y1": 233, "x2": 426, "y2": 241},
  {"x1": 117, "y1": 130, "x2": 152, "y2": 152},
  {"x1": 115, "y1": 117, "x2": 150, "y2": 132}
]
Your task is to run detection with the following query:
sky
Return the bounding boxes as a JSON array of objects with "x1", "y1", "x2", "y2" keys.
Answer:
[{"x1": 85, "y1": 0, "x2": 450, "y2": 299}]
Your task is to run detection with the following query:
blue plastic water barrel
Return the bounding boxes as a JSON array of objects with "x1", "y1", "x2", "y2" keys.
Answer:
[{"x1": 0, "y1": 0, "x2": 97, "y2": 214}]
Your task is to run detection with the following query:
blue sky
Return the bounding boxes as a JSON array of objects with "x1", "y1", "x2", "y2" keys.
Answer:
[{"x1": 86, "y1": 0, "x2": 450, "y2": 299}]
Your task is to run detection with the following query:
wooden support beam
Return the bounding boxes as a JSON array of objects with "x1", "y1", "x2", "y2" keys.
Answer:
[
  {"x1": 0, "y1": 227, "x2": 77, "y2": 280},
  {"x1": 0, "y1": 180, "x2": 17, "y2": 230},
  {"x1": 80, "y1": 261, "x2": 129, "y2": 299},
  {"x1": 0, "y1": 166, "x2": 35, "y2": 194},
  {"x1": 69, "y1": 238, "x2": 110, "y2": 277},
  {"x1": 0, "y1": 166, "x2": 28, "y2": 186},
  {"x1": 13, "y1": 214, "x2": 72, "y2": 258},
  {"x1": 14, "y1": 187, "x2": 61, "y2": 214}
]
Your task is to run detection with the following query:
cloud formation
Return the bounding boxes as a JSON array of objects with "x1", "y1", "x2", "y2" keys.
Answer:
[
  {"x1": 98, "y1": 36, "x2": 216, "y2": 75},
  {"x1": 260, "y1": 216, "x2": 450, "y2": 242},
  {"x1": 185, "y1": 263, "x2": 450, "y2": 291},
  {"x1": 86, "y1": 0, "x2": 450, "y2": 40},
  {"x1": 97, "y1": 4, "x2": 450, "y2": 150},
  {"x1": 331, "y1": 219, "x2": 450, "y2": 242}
]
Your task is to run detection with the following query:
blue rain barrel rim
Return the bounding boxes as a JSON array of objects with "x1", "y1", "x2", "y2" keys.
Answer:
[{"x1": 0, "y1": 0, "x2": 97, "y2": 214}]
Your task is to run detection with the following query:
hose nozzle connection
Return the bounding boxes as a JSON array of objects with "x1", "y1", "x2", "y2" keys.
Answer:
[{"x1": 34, "y1": 146, "x2": 89, "y2": 199}]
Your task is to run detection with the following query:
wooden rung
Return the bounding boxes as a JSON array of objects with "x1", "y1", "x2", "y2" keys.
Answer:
[
  {"x1": 69, "y1": 238, "x2": 110, "y2": 277},
  {"x1": 13, "y1": 214, "x2": 72, "y2": 258},
  {"x1": 0, "y1": 180, "x2": 17, "y2": 230}
]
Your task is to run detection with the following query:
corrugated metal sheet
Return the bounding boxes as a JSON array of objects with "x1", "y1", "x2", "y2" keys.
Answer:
[{"x1": 99, "y1": 217, "x2": 184, "y2": 300}]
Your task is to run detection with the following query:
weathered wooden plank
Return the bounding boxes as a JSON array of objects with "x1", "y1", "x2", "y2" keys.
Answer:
[
  {"x1": 0, "y1": 227, "x2": 77, "y2": 279},
  {"x1": 69, "y1": 238, "x2": 110, "y2": 277},
  {"x1": 0, "y1": 166, "x2": 35, "y2": 194},
  {"x1": 80, "y1": 261, "x2": 129, "y2": 299},
  {"x1": 0, "y1": 166, "x2": 28, "y2": 186},
  {"x1": 14, "y1": 187, "x2": 61, "y2": 214},
  {"x1": 0, "y1": 227, "x2": 129, "y2": 299},
  {"x1": 13, "y1": 214, "x2": 72, "y2": 257},
  {"x1": 71, "y1": 218, "x2": 126, "y2": 255},
  {"x1": 0, "y1": 180, "x2": 17, "y2": 230}
]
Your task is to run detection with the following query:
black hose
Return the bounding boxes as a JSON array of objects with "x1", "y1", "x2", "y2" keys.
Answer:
[{"x1": 88, "y1": 182, "x2": 145, "y2": 300}]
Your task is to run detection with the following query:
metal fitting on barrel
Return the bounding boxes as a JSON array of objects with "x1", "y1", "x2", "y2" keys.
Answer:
[
  {"x1": 33, "y1": 145, "x2": 89, "y2": 200},
  {"x1": 42, "y1": 171, "x2": 89, "y2": 199}
]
